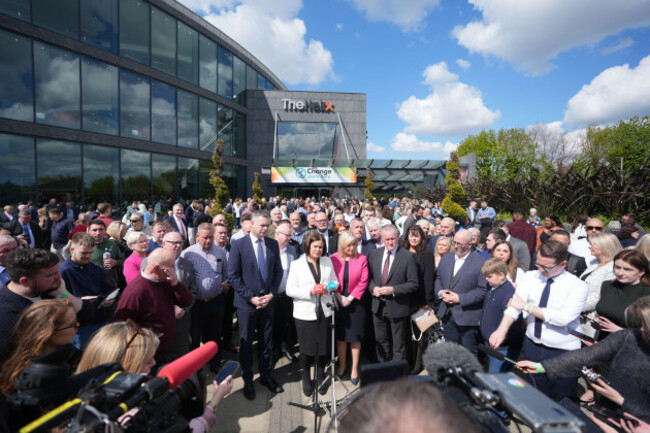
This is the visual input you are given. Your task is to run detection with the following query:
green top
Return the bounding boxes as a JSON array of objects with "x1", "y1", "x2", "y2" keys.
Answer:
[
  {"x1": 91, "y1": 238, "x2": 125, "y2": 287},
  {"x1": 596, "y1": 280, "x2": 650, "y2": 328}
]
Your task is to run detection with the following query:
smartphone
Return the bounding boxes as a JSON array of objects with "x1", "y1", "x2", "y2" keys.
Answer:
[
  {"x1": 567, "y1": 327, "x2": 595, "y2": 344},
  {"x1": 104, "y1": 288, "x2": 120, "y2": 302},
  {"x1": 215, "y1": 360, "x2": 240, "y2": 384}
]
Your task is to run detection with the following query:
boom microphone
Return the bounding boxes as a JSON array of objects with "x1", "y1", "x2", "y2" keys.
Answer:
[
  {"x1": 423, "y1": 342, "x2": 483, "y2": 385},
  {"x1": 478, "y1": 344, "x2": 518, "y2": 366},
  {"x1": 327, "y1": 282, "x2": 339, "y2": 310},
  {"x1": 158, "y1": 341, "x2": 218, "y2": 389}
]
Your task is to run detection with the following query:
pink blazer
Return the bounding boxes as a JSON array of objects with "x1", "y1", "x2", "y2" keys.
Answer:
[{"x1": 330, "y1": 253, "x2": 369, "y2": 301}]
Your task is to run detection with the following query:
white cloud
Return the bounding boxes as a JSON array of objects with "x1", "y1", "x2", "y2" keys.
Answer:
[
  {"x1": 397, "y1": 62, "x2": 500, "y2": 136},
  {"x1": 391, "y1": 133, "x2": 457, "y2": 155},
  {"x1": 601, "y1": 37, "x2": 634, "y2": 54},
  {"x1": 456, "y1": 59, "x2": 471, "y2": 70},
  {"x1": 563, "y1": 55, "x2": 650, "y2": 126},
  {"x1": 179, "y1": 1, "x2": 334, "y2": 85},
  {"x1": 453, "y1": 0, "x2": 650, "y2": 74},
  {"x1": 336, "y1": 23, "x2": 344, "y2": 31},
  {"x1": 349, "y1": 0, "x2": 440, "y2": 31},
  {"x1": 367, "y1": 142, "x2": 387, "y2": 153}
]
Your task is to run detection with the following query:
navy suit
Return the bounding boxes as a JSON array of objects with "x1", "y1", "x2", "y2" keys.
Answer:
[
  {"x1": 227, "y1": 235, "x2": 283, "y2": 382},
  {"x1": 434, "y1": 251, "x2": 488, "y2": 355},
  {"x1": 361, "y1": 238, "x2": 377, "y2": 257},
  {"x1": 165, "y1": 216, "x2": 189, "y2": 246}
]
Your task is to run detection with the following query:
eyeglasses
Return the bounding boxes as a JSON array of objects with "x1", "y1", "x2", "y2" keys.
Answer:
[
  {"x1": 585, "y1": 226, "x2": 604, "y2": 231},
  {"x1": 130, "y1": 219, "x2": 142, "y2": 223},
  {"x1": 125, "y1": 318, "x2": 145, "y2": 349},
  {"x1": 453, "y1": 241, "x2": 469, "y2": 247},
  {"x1": 164, "y1": 240, "x2": 183, "y2": 245},
  {"x1": 535, "y1": 262, "x2": 560, "y2": 272},
  {"x1": 56, "y1": 319, "x2": 79, "y2": 331}
]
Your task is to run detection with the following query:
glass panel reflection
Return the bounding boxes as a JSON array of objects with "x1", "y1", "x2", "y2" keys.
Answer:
[
  {"x1": 34, "y1": 42, "x2": 80, "y2": 128},
  {"x1": 151, "y1": 80, "x2": 176, "y2": 145},
  {"x1": 151, "y1": 6, "x2": 176, "y2": 75},
  {"x1": 84, "y1": 144, "x2": 118, "y2": 204},
  {"x1": 234, "y1": 111, "x2": 246, "y2": 158},
  {"x1": 119, "y1": 0, "x2": 150, "y2": 65},
  {"x1": 276, "y1": 122, "x2": 338, "y2": 159},
  {"x1": 121, "y1": 149, "x2": 151, "y2": 203},
  {"x1": 178, "y1": 157, "x2": 199, "y2": 200},
  {"x1": 82, "y1": 57, "x2": 118, "y2": 135},
  {"x1": 0, "y1": 30, "x2": 33, "y2": 121},
  {"x1": 218, "y1": 106, "x2": 233, "y2": 156},
  {"x1": 177, "y1": 90, "x2": 198, "y2": 148},
  {"x1": 198, "y1": 159, "x2": 213, "y2": 199},
  {"x1": 218, "y1": 45, "x2": 233, "y2": 99},
  {"x1": 233, "y1": 56, "x2": 246, "y2": 106},
  {"x1": 152, "y1": 153, "x2": 176, "y2": 201},
  {"x1": 199, "y1": 35, "x2": 217, "y2": 93},
  {"x1": 32, "y1": 0, "x2": 78, "y2": 39},
  {"x1": 199, "y1": 97, "x2": 217, "y2": 153},
  {"x1": 120, "y1": 70, "x2": 150, "y2": 140},
  {"x1": 177, "y1": 22, "x2": 198, "y2": 84},
  {"x1": 37, "y1": 139, "x2": 81, "y2": 204},
  {"x1": 81, "y1": 0, "x2": 118, "y2": 53},
  {"x1": 0, "y1": 0, "x2": 30, "y2": 21},
  {"x1": 0, "y1": 134, "x2": 35, "y2": 204},
  {"x1": 246, "y1": 65, "x2": 257, "y2": 90}
]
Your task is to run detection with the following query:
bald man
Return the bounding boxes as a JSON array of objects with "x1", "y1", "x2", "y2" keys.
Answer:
[
  {"x1": 568, "y1": 218, "x2": 605, "y2": 266},
  {"x1": 114, "y1": 248, "x2": 192, "y2": 360}
]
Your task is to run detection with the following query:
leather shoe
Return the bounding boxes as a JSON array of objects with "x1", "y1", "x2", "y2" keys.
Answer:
[
  {"x1": 283, "y1": 349, "x2": 298, "y2": 363},
  {"x1": 260, "y1": 376, "x2": 284, "y2": 393},
  {"x1": 243, "y1": 381, "x2": 255, "y2": 400}
]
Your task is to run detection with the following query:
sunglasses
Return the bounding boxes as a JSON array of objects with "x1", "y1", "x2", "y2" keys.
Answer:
[
  {"x1": 125, "y1": 318, "x2": 146, "y2": 349},
  {"x1": 585, "y1": 226, "x2": 604, "y2": 231}
]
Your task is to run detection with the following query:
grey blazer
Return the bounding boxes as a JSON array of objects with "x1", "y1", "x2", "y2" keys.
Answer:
[{"x1": 509, "y1": 235, "x2": 531, "y2": 271}]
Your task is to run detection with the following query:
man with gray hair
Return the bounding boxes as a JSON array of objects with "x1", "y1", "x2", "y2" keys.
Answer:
[
  {"x1": 5, "y1": 209, "x2": 43, "y2": 249},
  {"x1": 367, "y1": 225, "x2": 419, "y2": 362},
  {"x1": 366, "y1": 217, "x2": 383, "y2": 248},
  {"x1": 428, "y1": 216, "x2": 456, "y2": 253},
  {"x1": 267, "y1": 206, "x2": 284, "y2": 239},
  {"x1": 181, "y1": 223, "x2": 228, "y2": 373}
]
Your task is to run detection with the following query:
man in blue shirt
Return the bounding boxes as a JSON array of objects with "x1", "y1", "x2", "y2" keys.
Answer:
[{"x1": 477, "y1": 201, "x2": 497, "y2": 222}]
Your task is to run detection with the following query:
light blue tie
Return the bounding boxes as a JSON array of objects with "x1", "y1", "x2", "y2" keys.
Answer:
[{"x1": 257, "y1": 239, "x2": 267, "y2": 285}]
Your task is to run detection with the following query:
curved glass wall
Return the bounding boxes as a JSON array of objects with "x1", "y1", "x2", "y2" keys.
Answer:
[
  {"x1": 81, "y1": 0, "x2": 118, "y2": 53},
  {"x1": 119, "y1": 0, "x2": 150, "y2": 65},
  {"x1": 151, "y1": 6, "x2": 176, "y2": 75},
  {"x1": 120, "y1": 70, "x2": 150, "y2": 140},
  {"x1": 0, "y1": 29, "x2": 33, "y2": 121},
  {"x1": 82, "y1": 57, "x2": 119, "y2": 135}
]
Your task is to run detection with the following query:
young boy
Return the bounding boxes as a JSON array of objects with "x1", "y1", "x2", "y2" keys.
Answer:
[{"x1": 480, "y1": 258, "x2": 523, "y2": 372}]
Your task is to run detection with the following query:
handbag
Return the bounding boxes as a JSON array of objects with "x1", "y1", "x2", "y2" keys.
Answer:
[{"x1": 410, "y1": 307, "x2": 439, "y2": 341}]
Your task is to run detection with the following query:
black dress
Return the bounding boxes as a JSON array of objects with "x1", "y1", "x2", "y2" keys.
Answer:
[
  {"x1": 295, "y1": 259, "x2": 330, "y2": 357},
  {"x1": 335, "y1": 260, "x2": 367, "y2": 342}
]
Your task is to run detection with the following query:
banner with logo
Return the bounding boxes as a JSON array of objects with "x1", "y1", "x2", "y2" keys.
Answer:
[{"x1": 271, "y1": 167, "x2": 357, "y2": 184}]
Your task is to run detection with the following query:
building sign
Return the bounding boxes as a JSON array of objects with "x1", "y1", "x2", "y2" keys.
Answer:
[
  {"x1": 272, "y1": 167, "x2": 356, "y2": 184},
  {"x1": 282, "y1": 98, "x2": 334, "y2": 113}
]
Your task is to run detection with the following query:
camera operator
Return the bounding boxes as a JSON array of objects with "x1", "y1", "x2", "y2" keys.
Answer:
[{"x1": 517, "y1": 295, "x2": 650, "y2": 423}]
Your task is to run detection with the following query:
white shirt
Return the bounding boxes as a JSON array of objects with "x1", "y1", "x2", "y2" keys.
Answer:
[
  {"x1": 278, "y1": 247, "x2": 294, "y2": 293},
  {"x1": 568, "y1": 238, "x2": 596, "y2": 266},
  {"x1": 453, "y1": 252, "x2": 469, "y2": 276},
  {"x1": 580, "y1": 262, "x2": 615, "y2": 311},
  {"x1": 505, "y1": 270, "x2": 588, "y2": 351},
  {"x1": 381, "y1": 247, "x2": 396, "y2": 277},
  {"x1": 249, "y1": 233, "x2": 267, "y2": 264}
]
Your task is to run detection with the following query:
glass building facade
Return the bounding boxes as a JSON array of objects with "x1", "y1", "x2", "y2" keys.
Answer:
[{"x1": 0, "y1": 0, "x2": 284, "y2": 206}]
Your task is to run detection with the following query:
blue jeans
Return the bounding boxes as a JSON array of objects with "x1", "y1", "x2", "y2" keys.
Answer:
[{"x1": 487, "y1": 344, "x2": 521, "y2": 373}]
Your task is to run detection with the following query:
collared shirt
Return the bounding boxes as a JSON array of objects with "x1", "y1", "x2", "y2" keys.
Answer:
[
  {"x1": 20, "y1": 222, "x2": 35, "y2": 248},
  {"x1": 568, "y1": 238, "x2": 597, "y2": 266},
  {"x1": 477, "y1": 206, "x2": 496, "y2": 220},
  {"x1": 291, "y1": 228, "x2": 305, "y2": 244},
  {"x1": 181, "y1": 243, "x2": 227, "y2": 299},
  {"x1": 59, "y1": 257, "x2": 115, "y2": 298},
  {"x1": 249, "y1": 233, "x2": 267, "y2": 264},
  {"x1": 453, "y1": 252, "x2": 469, "y2": 276},
  {"x1": 174, "y1": 216, "x2": 187, "y2": 238},
  {"x1": 278, "y1": 246, "x2": 294, "y2": 293},
  {"x1": 505, "y1": 270, "x2": 588, "y2": 351},
  {"x1": 382, "y1": 247, "x2": 397, "y2": 276}
]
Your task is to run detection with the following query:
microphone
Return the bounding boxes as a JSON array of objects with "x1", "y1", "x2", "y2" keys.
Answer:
[
  {"x1": 327, "y1": 281, "x2": 339, "y2": 310},
  {"x1": 478, "y1": 344, "x2": 518, "y2": 366},
  {"x1": 157, "y1": 341, "x2": 218, "y2": 389},
  {"x1": 314, "y1": 283, "x2": 325, "y2": 315},
  {"x1": 423, "y1": 342, "x2": 483, "y2": 386}
]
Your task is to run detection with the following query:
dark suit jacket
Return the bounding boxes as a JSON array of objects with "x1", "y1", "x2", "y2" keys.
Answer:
[
  {"x1": 165, "y1": 216, "x2": 189, "y2": 246},
  {"x1": 567, "y1": 253, "x2": 587, "y2": 278},
  {"x1": 5, "y1": 220, "x2": 43, "y2": 249},
  {"x1": 361, "y1": 238, "x2": 376, "y2": 257},
  {"x1": 228, "y1": 235, "x2": 283, "y2": 311},
  {"x1": 413, "y1": 248, "x2": 435, "y2": 309},
  {"x1": 367, "y1": 246, "x2": 418, "y2": 319},
  {"x1": 434, "y1": 251, "x2": 488, "y2": 326},
  {"x1": 0, "y1": 213, "x2": 13, "y2": 225}
]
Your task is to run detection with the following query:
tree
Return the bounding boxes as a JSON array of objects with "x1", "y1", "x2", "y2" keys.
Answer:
[
  {"x1": 364, "y1": 169, "x2": 375, "y2": 201},
  {"x1": 209, "y1": 138, "x2": 235, "y2": 231},
  {"x1": 252, "y1": 172, "x2": 264, "y2": 206},
  {"x1": 441, "y1": 152, "x2": 467, "y2": 222}
]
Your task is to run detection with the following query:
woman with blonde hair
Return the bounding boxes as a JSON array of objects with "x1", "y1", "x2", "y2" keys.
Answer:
[
  {"x1": 580, "y1": 232, "x2": 623, "y2": 312},
  {"x1": 107, "y1": 220, "x2": 131, "y2": 258},
  {"x1": 635, "y1": 234, "x2": 650, "y2": 262},
  {"x1": 434, "y1": 236, "x2": 453, "y2": 268}
]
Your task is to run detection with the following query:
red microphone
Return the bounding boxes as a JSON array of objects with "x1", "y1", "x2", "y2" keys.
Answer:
[
  {"x1": 313, "y1": 284, "x2": 325, "y2": 294},
  {"x1": 157, "y1": 341, "x2": 218, "y2": 389}
]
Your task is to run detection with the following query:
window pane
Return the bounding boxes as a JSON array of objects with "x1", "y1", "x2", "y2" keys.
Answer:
[
  {"x1": 0, "y1": 133, "x2": 35, "y2": 205},
  {"x1": 246, "y1": 65, "x2": 257, "y2": 90},
  {"x1": 199, "y1": 35, "x2": 216, "y2": 92},
  {"x1": 119, "y1": 0, "x2": 150, "y2": 65},
  {"x1": 151, "y1": 6, "x2": 176, "y2": 75},
  {"x1": 80, "y1": 0, "x2": 118, "y2": 53},
  {"x1": 151, "y1": 80, "x2": 176, "y2": 145},
  {"x1": 34, "y1": 42, "x2": 80, "y2": 128},
  {"x1": 152, "y1": 153, "x2": 176, "y2": 201},
  {"x1": 84, "y1": 144, "x2": 119, "y2": 204},
  {"x1": 217, "y1": 45, "x2": 233, "y2": 99},
  {"x1": 257, "y1": 74, "x2": 266, "y2": 90},
  {"x1": 0, "y1": 0, "x2": 30, "y2": 21},
  {"x1": 37, "y1": 139, "x2": 81, "y2": 204},
  {"x1": 233, "y1": 56, "x2": 246, "y2": 106},
  {"x1": 177, "y1": 90, "x2": 198, "y2": 148},
  {"x1": 120, "y1": 70, "x2": 150, "y2": 140},
  {"x1": 218, "y1": 106, "x2": 233, "y2": 156},
  {"x1": 225, "y1": 164, "x2": 247, "y2": 200},
  {"x1": 199, "y1": 159, "x2": 213, "y2": 198},
  {"x1": 234, "y1": 111, "x2": 246, "y2": 158},
  {"x1": 32, "y1": 0, "x2": 78, "y2": 39},
  {"x1": 0, "y1": 30, "x2": 33, "y2": 121},
  {"x1": 199, "y1": 97, "x2": 217, "y2": 153},
  {"x1": 82, "y1": 57, "x2": 118, "y2": 135},
  {"x1": 177, "y1": 22, "x2": 198, "y2": 84},
  {"x1": 121, "y1": 149, "x2": 151, "y2": 203},
  {"x1": 178, "y1": 157, "x2": 198, "y2": 199},
  {"x1": 277, "y1": 122, "x2": 338, "y2": 159}
]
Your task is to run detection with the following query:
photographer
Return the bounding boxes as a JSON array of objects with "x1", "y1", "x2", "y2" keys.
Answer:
[{"x1": 517, "y1": 295, "x2": 650, "y2": 423}]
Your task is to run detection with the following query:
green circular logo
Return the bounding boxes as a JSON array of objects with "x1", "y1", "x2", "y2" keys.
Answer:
[{"x1": 296, "y1": 168, "x2": 307, "y2": 179}]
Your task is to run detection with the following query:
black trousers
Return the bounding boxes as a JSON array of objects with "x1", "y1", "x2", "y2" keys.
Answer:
[
  {"x1": 372, "y1": 304, "x2": 408, "y2": 362},
  {"x1": 190, "y1": 296, "x2": 225, "y2": 370},
  {"x1": 221, "y1": 287, "x2": 235, "y2": 344},
  {"x1": 273, "y1": 293, "x2": 295, "y2": 352},
  {"x1": 523, "y1": 337, "x2": 577, "y2": 401}
]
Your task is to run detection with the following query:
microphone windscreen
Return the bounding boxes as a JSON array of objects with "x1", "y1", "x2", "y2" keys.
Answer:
[
  {"x1": 478, "y1": 343, "x2": 505, "y2": 361},
  {"x1": 327, "y1": 282, "x2": 337, "y2": 292},
  {"x1": 314, "y1": 284, "x2": 325, "y2": 294},
  {"x1": 423, "y1": 342, "x2": 483, "y2": 385},
  {"x1": 157, "y1": 341, "x2": 218, "y2": 389}
]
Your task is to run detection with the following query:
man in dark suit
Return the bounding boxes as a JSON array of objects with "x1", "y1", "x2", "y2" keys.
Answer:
[
  {"x1": 6, "y1": 210, "x2": 43, "y2": 249},
  {"x1": 314, "y1": 211, "x2": 336, "y2": 254},
  {"x1": 0, "y1": 205, "x2": 15, "y2": 225},
  {"x1": 435, "y1": 229, "x2": 488, "y2": 356},
  {"x1": 227, "y1": 210, "x2": 284, "y2": 400},
  {"x1": 350, "y1": 218, "x2": 376, "y2": 257},
  {"x1": 367, "y1": 225, "x2": 418, "y2": 362},
  {"x1": 165, "y1": 203, "x2": 189, "y2": 247},
  {"x1": 427, "y1": 217, "x2": 455, "y2": 253}
]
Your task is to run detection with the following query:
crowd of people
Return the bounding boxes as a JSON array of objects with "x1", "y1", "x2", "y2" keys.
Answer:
[{"x1": 0, "y1": 195, "x2": 649, "y2": 432}]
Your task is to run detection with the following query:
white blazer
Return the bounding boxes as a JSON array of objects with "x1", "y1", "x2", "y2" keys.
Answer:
[{"x1": 286, "y1": 255, "x2": 339, "y2": 321}]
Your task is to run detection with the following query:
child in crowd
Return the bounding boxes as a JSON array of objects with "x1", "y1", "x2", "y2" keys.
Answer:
[{"x1": 480, "y1": 258, "x2": 523, "y2": 373}]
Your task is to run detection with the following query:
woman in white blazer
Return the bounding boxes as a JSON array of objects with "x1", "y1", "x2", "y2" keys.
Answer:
[{"x1": 287, "y1": 231, "x2": 338, "y2": 397}]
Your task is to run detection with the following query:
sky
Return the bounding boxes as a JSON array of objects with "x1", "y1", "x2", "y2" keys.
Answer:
[{"x1": 177, "y1": 0, "x2": 650, "y2": 161}]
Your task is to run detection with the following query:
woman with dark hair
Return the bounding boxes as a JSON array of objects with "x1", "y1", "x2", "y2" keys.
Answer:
[
  {"x1": 401, "y1": 226, "x2": 437, "y2": 374},
  {"x1": 287, "y1": 231, "x2": 339, "y2": 397},
  {"x1": 535, "y1": 214, "x2": 564, "y2": 251},
  {"x1": 490, "y1": 240, "x2": 525, "y2": 286},
  {"x1": 618, "y1": 225, "x2": 640, "y2": 248}
]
